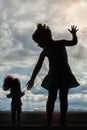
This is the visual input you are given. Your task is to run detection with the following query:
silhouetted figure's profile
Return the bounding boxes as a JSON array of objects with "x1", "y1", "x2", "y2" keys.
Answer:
[
  {"x1": 26, "y1": 23, "x2": 80, "y2": 126},
  {"x1": 2, "y1": 75, "x2": 25, "y2": 125}
]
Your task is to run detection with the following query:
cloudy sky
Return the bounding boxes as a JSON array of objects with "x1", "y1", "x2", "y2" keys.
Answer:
[{"x1": 0, "y1": 0, "x2": 87, "y2": 111}]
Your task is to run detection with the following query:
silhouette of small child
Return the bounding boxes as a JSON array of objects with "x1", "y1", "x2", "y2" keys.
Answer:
[{"x1": 2, "y1": 75, "x2": 25, "y2": 124}]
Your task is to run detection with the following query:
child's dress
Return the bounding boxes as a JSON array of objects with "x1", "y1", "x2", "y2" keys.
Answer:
[{"x1": 41, "y1": 41, "x2": 79, "y2": 90}]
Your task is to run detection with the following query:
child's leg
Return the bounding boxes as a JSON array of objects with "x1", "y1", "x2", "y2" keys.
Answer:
[
  {"x1": 11, "y1": 106, "x2": 16, "y2": 123},
  {"x1": 46, "y1": 88, "x2": 58, "y2": 126},
  {"x1": 59, "y1": 88, "x2": 69, "y2": 126},
  {"x1": 17, "y1": 106, "x2": 21, "y2": 122}
]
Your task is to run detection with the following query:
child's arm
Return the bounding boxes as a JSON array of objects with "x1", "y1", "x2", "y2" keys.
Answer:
[
  {"x1": 20, "y1": 91, "x2": 25, "y2": 97},
  {"x1": 62, "y1": 25, "x2": 79, "y2": 46},
  {"x1": 6, "y1": 93, "x2": 12, "y2": 98},
  {"x1": 26, "y1": 51, "x2": 45, "y2": 90}
]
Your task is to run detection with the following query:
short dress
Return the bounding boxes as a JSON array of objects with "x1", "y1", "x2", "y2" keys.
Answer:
[{"x1": 41, "y1": 41, "x2": 80, "y2": 90}]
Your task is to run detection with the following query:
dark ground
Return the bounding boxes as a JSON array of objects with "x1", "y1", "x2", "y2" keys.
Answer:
[{"x1": 0, "y1": 111, "x2": 87, "y2": 129}]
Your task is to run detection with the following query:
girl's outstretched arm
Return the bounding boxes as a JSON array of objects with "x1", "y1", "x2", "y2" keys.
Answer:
[{"x1": 26, "y1": 51, "x2": 45, "y2": 90}]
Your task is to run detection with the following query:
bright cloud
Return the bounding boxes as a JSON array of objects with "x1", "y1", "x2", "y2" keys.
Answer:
[{"x1": 67, "y1": 1, "x2": 87, "y2": 27}]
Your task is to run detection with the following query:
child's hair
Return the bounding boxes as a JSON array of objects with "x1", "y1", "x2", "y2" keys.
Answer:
[
  {"x1": 13, "y1": 78, "x2": 21, "y2": 90},
  {"x1": 32, "y1": 23, "x2": 52, "y2": 46},
  {"x1": 2, "y1": 75, "x2": 14, "y2": 91},
  {"x1": 2, "y1": 75, "x2": 21, "y2": 91}
]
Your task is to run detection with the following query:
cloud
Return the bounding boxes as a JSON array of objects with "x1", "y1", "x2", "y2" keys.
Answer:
[
  {"x1": 0, "y1": 0, "x2": 87, "y2": 111},
  {"x1": 66, "y1": 1, "x2": 87, "y2": 27},
  {"x1": 0, "y1": 0, "x2": 86, "y2": 82}
]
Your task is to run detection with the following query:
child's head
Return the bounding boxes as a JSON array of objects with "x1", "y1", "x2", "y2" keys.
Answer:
[
  {"x1": 13, "y1": 78, "x2": 21, "y2": 89},
  {"x1": 2, "y1": 75, "x2": 14, "y2": 91},
  {"x1": 2, "y1": 75, "x2": 21, "y2": 91},
  {"x1": 32, "y1": 23, "x2": 52, "y2": 48}
]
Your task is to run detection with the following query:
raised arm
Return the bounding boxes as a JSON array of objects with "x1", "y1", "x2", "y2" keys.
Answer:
[
  {"x1": 64, "y1": 25, "x2": 79, "y2": 46},
  {"x1": 26, "y1": 51, "x2": 45, "y2": 90}
]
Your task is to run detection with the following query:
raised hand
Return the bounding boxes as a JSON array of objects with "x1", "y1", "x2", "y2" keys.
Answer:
[{"x1": 68, "y1": 25, "x2": 79, "y2": 34}]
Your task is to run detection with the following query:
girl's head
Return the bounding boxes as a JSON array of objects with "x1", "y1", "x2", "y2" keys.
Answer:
[
  {"x1": 2, "y1": 75, "x2": 14, "y2": 91},
  {"x1": 13, "y1": 78, "x2": 21, "y2": 89},
  {"x1": 32, "y1": 23, "x2": 53, "y2": 48},
  {"x1": 2, "y1": 75, "x2": 21, "y2": 91}
]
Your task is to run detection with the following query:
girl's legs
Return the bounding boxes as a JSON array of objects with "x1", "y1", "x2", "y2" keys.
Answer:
[
  {"x1": 59, "y1": 88, "x2": 69, "y2": 126},
  {"x1": 17, "y1": 106, "x2": 21, "y2": 122},
  {"x1": 46, "y1": 88, "x2": 58, "y2": 126},
  {"x1": 11, "y1": 107, "x2": 16, "y2": 123}
]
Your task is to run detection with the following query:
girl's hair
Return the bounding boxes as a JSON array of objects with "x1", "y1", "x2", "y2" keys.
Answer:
[
  {"x1": 2, "y1": 75, "x2": 14, "y2": 91},
  {"x1": 2, "y1": 75, "x2": 21, "y2": 91},
  {"x1": 13, "y1": 78, "x2": 21, "y2": 89},
  {"x1": 32, "y1": 23, "x2": 52, "y2": 46}
]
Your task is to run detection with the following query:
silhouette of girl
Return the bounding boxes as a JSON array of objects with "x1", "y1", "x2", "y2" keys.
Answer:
[
  {"x1": 2, "y1": 75, "x2": 25, "y2": 124},
  {"x1": 26, "y1": 24, "x2": 80, "y2": 126}
]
